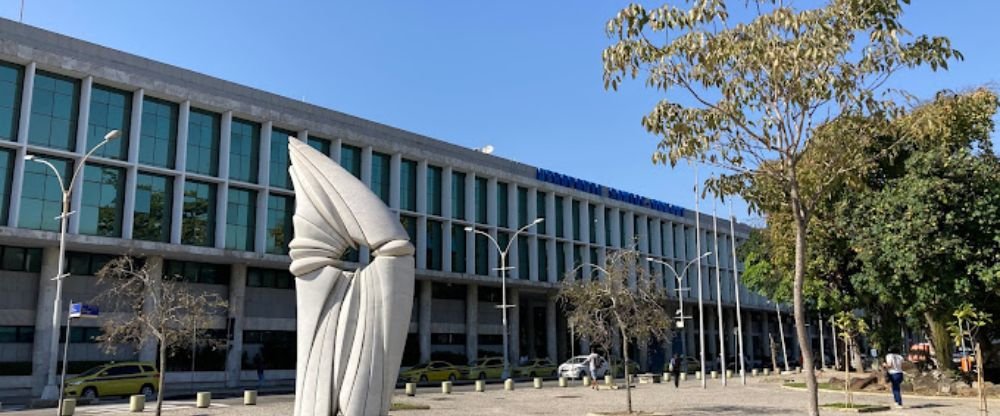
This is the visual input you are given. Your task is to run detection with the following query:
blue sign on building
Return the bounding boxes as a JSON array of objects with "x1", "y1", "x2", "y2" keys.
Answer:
[
  {"x1": 535, "y1": 168, "x2": 686, "y2": 217},
  {"x1": 69, "y1": 303, "x2": 99, "y2": 319}
]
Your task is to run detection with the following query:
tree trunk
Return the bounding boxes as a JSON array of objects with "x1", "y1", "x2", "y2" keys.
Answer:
[
  {"x1": 925, "y1": 312, "x2": 955, "y2": 372},
  {"x1": 789, "y1": 182, "x2": 819, "y2": 416},
  {"x1": 622, "y1": 328, "x2": 632, "y2": 414},
  {"x1": 976, "y1": 341, "x2": 987, "y2": 416},
  {"x1": 769, "y1": 334, "x2": 779, "y2": 372},
  {"x1": 845, "y1": 336, "x2": 853, "y2": 407},
  {"x1": 157, "y1": 341, "x2": 166, "y2": 416}
]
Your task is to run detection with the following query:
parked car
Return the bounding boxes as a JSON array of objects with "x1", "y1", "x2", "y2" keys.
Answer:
[
  {"x1": 467, "y1": 357, "x2": 504, "y2": 380},
  {"x1": 558, "y1": 355, "x2": 608, "y2": 379},
  {"x1": 63, "y1": 361, "x2": 159, "y2": 400},
  {"x1": 398, "y1": 361, "x2": 462, "y2": 383},
  {"x1": 514, "y1": 358, "x2": 558, "y2": 378}
]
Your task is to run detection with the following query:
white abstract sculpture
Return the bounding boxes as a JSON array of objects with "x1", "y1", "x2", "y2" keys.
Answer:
[{"x1": 287, "y1": 138, "x2": 415, "y2": 416}]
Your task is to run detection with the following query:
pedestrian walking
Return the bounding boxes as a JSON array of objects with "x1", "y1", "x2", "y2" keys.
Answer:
[
  {"x1": 883, "y1": 347, "x2": 905, "y2": 409},
  {"x1": 669, "y1": 354, "x2": 682, "y2": 388},
  {"x1": 254, "y1": 351, "x2": 266, "y2": 388},
  {"x1": 583, "y1": 349, "x2": 602, "y2": 390}
]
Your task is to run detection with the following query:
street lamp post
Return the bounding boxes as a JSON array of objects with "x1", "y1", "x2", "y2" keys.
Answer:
[
  {"x1": 645, "y1": 253, "x2": 712, "y2": 328},
  {"x1": 34, "y1": 130, "x2": 121, "y2": 402},
  {"x1": 465, "y1": 218, "x2": 543, "y2": 380}
]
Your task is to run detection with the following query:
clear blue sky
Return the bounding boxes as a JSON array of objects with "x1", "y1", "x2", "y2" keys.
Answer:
[{"x1": 6, "y1": 1, "x2": 998, "y2": 223}]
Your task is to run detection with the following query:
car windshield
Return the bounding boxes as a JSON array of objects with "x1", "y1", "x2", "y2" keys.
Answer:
[
  {"x1": 567, "y1": 357, "x2": 585, "y2": 364},
  {"x1": 409, "y1": 363, "x2": 429, "y2": 369}
]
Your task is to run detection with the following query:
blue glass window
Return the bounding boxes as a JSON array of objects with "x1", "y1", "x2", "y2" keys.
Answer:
[
  {"x1": 400, "y1": 159, "x2": 417, "y2": 211},
  {"x1": 87, "y1": 84, "x2": 130, "y2": 160},
  {"x1": 269, "y1": 128, "x2": 293, "y2": 189},
  {"x1": 138, "y1": 97, "x2": 177, "y2": 169},
  {"x1": 181, "y1": 180, "x2": 216, "y2": 247},
  {"x1": 451, "y1": 171, "x2": 466, "y2": 220},
  {"x1": 537, "y1": 238, "x2": 548, "y2": 281},
  {"x1": 29, "y1": 71, "x2": 79, "y2": 151},
  {"x1": 133, "y1": 172, "x2": 172, "y2": 242},
  {"x1": 79, "y1": 163, "x2": 124, "y2": 237},
  {"x1": 0, "y1": 62, "x2": 22, "y2": 141},
  {"x1": 496, "y1": 182, "x2": 509, "y2": 228},
  {"x1": 266, "y1": 194, "x2": 293, "y2": 254},
  {"x1": 427, "y1": 165, "x2": 442, "y2": 216},
  {"x1": 340, "y1": 144, "x2": 361, "y2": 178},
  {"x1": 536, "y1": 193, "x2": 547, "y2": 234},
  {"x1": 474, "y1": 177, "x2": 487, "y2": 224},
  {"x1": 226, "y1": 187, "x2": 256, "y2": 251},
  {"x1": 229, "y1": 118, "x2": 259, "y2": 183},
  {"x1": 186, "y1": 108, "x2": 220, "y2": 176},
  {"x1": 18, "y1": 156, "x2": 70, "y2": 231},
  {"x1": 451, "y1": 224, "x2": 466, "y2": 273},
  {"x1": 371, "y1": 151, "x2": 390, "y2": 204},
  {"x1": 307, "y1": 135, "x2": 330, "y2": 156},
  {"x1": 426, "y1": 220, "x2": 443, "y2": 271},
  {"x1": 0, "y1": 149, "x2": 12, "y2": 225},
  {"x1": 555, "y1": 196, "x2": 565, "y2": 238}
]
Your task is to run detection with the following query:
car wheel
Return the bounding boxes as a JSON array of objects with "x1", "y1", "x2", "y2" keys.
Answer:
[
  {"x1": 478, "y1": 372, "x2": 486, "y2": 380},
  {"x1": 81, "y1": 387, "x2": 98, "y2": 400},
  {"x1": 448, "y1": 374, "x2": 457, "y2": 382},
  {"x1": 139, "y1": 384, "x2": 155, "y2": 399},
  {"x1": 419, "y1": 375, "x2": 428, "y2": 383}
]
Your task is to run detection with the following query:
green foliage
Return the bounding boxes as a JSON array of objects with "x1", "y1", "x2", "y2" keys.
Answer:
[{"x1": 949, "y1": 304, "x2": 992, "y2": 347}]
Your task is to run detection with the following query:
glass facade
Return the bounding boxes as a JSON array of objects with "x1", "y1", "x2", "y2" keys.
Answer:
[
  {"x1": 427, "y1": 165, "x2": 442, "y2": 216},
  {"x1": 266, "y1": 194, "x2": 293, "y2": 254},
  {"x1": 517, "y1": 235, "x2": 529, "y2": 279},
  {"x1": 18, "y1": 156, "x2": 70, "y2": 231},
  {"x1": 451, "y1": 224, "x2": 466, "y2": 273},
  {"x1": 451, "y1": 171, "x2": 465, "y2": 220},
  {"x1": 133, "y1": 172, "x2": 173, "y2": 242},
  {"x1": 517, "y1": 187, "x2": 528, "y2": 227},
  {"x1": 537, "y1": 239, "x2": 548, "y2": 281},
  {"x1": 79, "y1": 163, "x2": 124, "y2": 237},
  {"x1": 536, "y1": 194, "x2": 547, "y2": 234},
  {"x1": 0, "y1": 62, "x2": 21, "y2": 141},
  {"x1": 572, "y1": 200, "x2": 581, "y2": 240},
  {"x1": 181, "y1": 180, "x2": 216, "y2": 247},
  {"x1": 307, "y1": 136, "x2": 330, "y2": 156},
  {"x1": 426, "y1": 219, "x2": 443, "y2": 271},
  {"x1": 554, "y1": 196, "x2": 564, "y2": 238},
  {"x1": 138, "y1": 96, "x2": 177, "y2": 168},
  {"x1": 269, "y1": 128, "x2": 293, "y2": 189},
  {"x1": 229, "y1": 118, "x2": 259, "y2": 183},
  {"x1": 400, "y1": 215, "x2": 417, "y2": 243},
  {"x1": 29, "y1": 71, "x2": 78, "y2": 151},
  {"x1": 87, "y1": 84, "x2": 130, "y2": 160},
  {"x1": 371, "y1": 151, "x2": 390, "y2": 203},
  {"x1": 588, "y1": 204, "x2": 597, "y2": 244},
  {"x1": 556, "y1": 242, "x2": 567, "y2": 280},
  {"x1": 340, "y1": 144, "x2": 361, "y2": 178},
  {"x1": 0, "y1": 149, "x2": 12, "y2": 225},
  {"x1": 475, "y1": 177, "x2": 487, "y2": 224},
  {"x1": 496, "y1": 182, "x2": 508, "y2": 228},
  {"x1": 400, "y1": 159, "x2": 416, "y2": 211},
  {"x1": 475, "y1": 233, "x2": 488, "y2": 275},
  {"x1": 186, "y1": 108, "x2": 220, "y2": 176},
  {"x1": 226, "y1": 187, "x2": 256, "y2": 251}
]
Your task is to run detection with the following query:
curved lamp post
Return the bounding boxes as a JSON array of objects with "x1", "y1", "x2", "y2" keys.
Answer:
[
  {"x1": 33, "y1": 129, "x2": 121, "y2": 406},
  {"x1": 465, "y1": 217, "x2": 543, "y2": 380},
  {"x1": 645, "y1": 252, "x2": 712, "y2": 326}
]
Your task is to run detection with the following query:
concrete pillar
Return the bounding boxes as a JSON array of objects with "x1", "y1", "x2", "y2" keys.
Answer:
[
  {"x1": 509, "y1": 289, "x2": 520, "y2": 362},
  {"x1": 546, "y1": 295, "x2": 557, "y2": 362},
  {"x1": 419, "y1": 280, "x2": 432, "y2": 363},
  {"x1": 595, "y1": 204, "x2": 606, "y2": 247},
  {"x1": 225, "y1": 264, "x2": 247, "y2": 388},
  {"x1": 68, "y1": 76, "x2": 92, "y2": 235},
  {"x1": 30, "y1": 246, "x2": 59, "y2": 395},
  {"x1": 139, "y1": 256, "x2": 163, "y2": 362},
  {"x1": 254, "y1": 121, "x2": 272, "y2": 254},
  {"x1": 214, "y1": 112, "x2": 232, "y2": 249},
  {"x1": 121, "y1": 88, "x2": 143, "y2": 240},
  {"x1": 389, "y1": 153, "x2": 401, "y2": 210},
  {"x1": 169, "y1": 101, "x2": 190, "y2": 245},
  {"x1": 466, "y1": 284, "x2": 478, "y2": 361},
  {"x1": 609, "y1": 208, "x2": 621, "y2": 248}
]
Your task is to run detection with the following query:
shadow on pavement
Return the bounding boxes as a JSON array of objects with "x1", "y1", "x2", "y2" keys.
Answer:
[{"x1": 674, "y1": 405, "x2": 796, "y2": 415}]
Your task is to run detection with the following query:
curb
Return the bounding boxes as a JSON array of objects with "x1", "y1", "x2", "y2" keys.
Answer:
[{"x1": 780, "y1": 384, "x2": 1000, "y2": 403}]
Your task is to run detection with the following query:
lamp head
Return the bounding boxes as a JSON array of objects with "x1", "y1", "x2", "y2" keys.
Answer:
[
  {"x1": 24, "y1": 154, "x2": 35, "y2": 161},
  {"x1": 645, "y1": 257, "x2": 655, "y2": 262},
  {"x1": 104, "y1": 130, "x2": 122, "y2": 141},
  {"x1": 463, "y1": 226, "x2": 474, "y2": 232},
  {"x1": 531, "y1": 218, "x2": 544, "y2": 225}
]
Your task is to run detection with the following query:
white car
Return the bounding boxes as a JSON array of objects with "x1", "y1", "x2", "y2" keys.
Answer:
[{"x1": 558, "y1": 355, "x2": 609, "y2": 379}]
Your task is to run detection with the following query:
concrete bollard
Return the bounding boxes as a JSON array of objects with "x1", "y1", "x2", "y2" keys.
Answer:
[
  {"x1": 582, "y1": 375, "x2": 591, "y2": 386},
  {"x1": 604, "y1": 375, "x2": 614, "y2": 386},
  {"x1": 796, "y1": 366, "x2": 802, "y2": 373},
  {"x1": 475, "y1": 380, "x2": 486, "y2": 392},
  {"x1": 129, "y1": 394, "x2": 145, "y2": 412},
  {"x1": 752, "y1": 368, "x2": 759, "y2": 377},
  {"x1": 680, "y1": 372, "x2": 688, "y2": 381},
  {"x1": 405, "y1": 383, "x2": 417, "y2": 396},
  {"x1": 534, "y1": 377, "x2": 543, "y2": 389},
  {"x1": 695, "y1": 371, "x2": 702, "y2": 380},
  {"x1": 558, "y1": 377, "x2": 567, "y2": 387},
  {"x1": 663, "y1": 372, "x2": 671, "y2": 382},
  {"x1": 441, "y1": 381, "x2": 452, "y2": 394},
  {"x1": 763, "y1": 368, "x2": 771, "y2": 376},
  {"x1": 726, "y1": 369, "x2": 734, "y2": 378},
  {"x1": 244, "y1": 390, "x2": 257, "y2": 405},
  {"x1": 710, "y1": 370, "x2": 718, "y2": 379},
  {"x1": 61, "y1": 399, "x2": 76, "y2": 416},
  {"x1": 196, "y1": 392, "x2": 211, "y2": 408},
  {"x1": 504, "y1": 378, "x2": 515, "y2": 391}
]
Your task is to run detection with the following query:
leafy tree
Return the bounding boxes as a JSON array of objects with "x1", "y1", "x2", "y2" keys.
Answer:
[
  {"x1": 949, "y1": 304, "x2": 992, "y2": 416},
  {"x1": 833, "y1": 312, "x2": 869, "y2": 409},
  {"x1": 558, "y1": 248, "x2": 671, "y2": 414},
  {"x1": 94, "y1": 256, "x2": 228, "y2": 416},
  {"x1": 602, "y1": 2, "x2": 959, "y2": 412}
]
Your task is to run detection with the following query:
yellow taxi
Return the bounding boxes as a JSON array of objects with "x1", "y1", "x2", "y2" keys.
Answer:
[
  {"x1": 514, "y1": 358, "x2": 558, "y2": 378},
  {"x1": 64, "y1": 362, "x2": 159, "y2": 400},
  {"x1": 467, "y1": 357, "x2": 504, "y2": 380},
  {"x1": 398, "y1": 361, "x2": 462, "y2": 383}
]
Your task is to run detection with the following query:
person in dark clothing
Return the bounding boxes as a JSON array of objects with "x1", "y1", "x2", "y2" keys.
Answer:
[
  {"x1": 253, "y1": 351, "x2": 265, "y2": 388},
  {"x1": 669, "y1": 354, "x2": 682, "y2": 388}
]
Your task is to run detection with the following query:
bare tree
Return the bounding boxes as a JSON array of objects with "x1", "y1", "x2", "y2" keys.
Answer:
[
  {"x1": 93, "y1": 256, "x2": 228, "y2": 416},
  {"x1": 833, "y1": 312, "x2": 869, "y2": 409},
  {"x1": 558, "y1": 248, "x2": 672, "y2": 414}
]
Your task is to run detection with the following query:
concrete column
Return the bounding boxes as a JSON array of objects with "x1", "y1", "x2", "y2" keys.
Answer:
[
  {"x1": 225, "y1": 264, "x2": 247, "y2": 387},
  {"x1": 595, "y1": 204, "x2": 606, "y2": 247},
  {"x1": 609, "y1": 208, "x2": 621, "y2": 248},
  {"x1": 544, "y1": 193, "x2": 556, "y2": 238},
  {"x1": 331, "y1": 138, "x2": 342, "y2": 164},
  {"x1": 254, "y1": 122, "x2": 272, "y2": 254},
  {"x1": 546, "y1": 296, "x2": 557, "y2": 362},
  {"x1": 121, "y1": 88, "x2": 143, "y2": 240},
  {"x1": 68, "y1": 76, "x2": 92, "y2": 234},
  {"x1": 214, "y1": 112, "x2": 232, "y2": 249},
  {"x1": 360, "y1": 145, "x2": 372, "y2": 187},
  {"x1": 389, "y1": 153, "x2": 401, "y2": 210},
  {"x1": 466, "y1": 284, "x2": 478, "y2": 361},
  {"x1": 139, "y1": 256, "x2": 163, "y2": 362},
  {"x1": 486, "y1": 178, "x2": 497, "y2": 226},
  {"x1": 465, "y1": 174, "x2": 476, "y2": 274},
  {"x1": 30, "y1": 246, "x2": 59, "y2": 395},
  {"x1": 561, "y1": 197, "x2": 573, "y2": 240},
  {"x1": 416, "y1": 217, "x2": 427, "y2": 270},
  {"x1": 441, "y1": 166, "x2": 452, "y2": 219},
  {"x1": 169, "y1": 101, "x2": 190, "y2": 245},
  {"x1": 546, "y1": 238, "x2": 557, "y2": 283},
  {"x1": 419, "y1": 280, "x2": 432, "y2": 363},
  {"x1": 7, "y1": 62, "x2": 35, "y2": 226},
  {"x1": 509, "y1": 289, "x2": 520, "y2": 363}
]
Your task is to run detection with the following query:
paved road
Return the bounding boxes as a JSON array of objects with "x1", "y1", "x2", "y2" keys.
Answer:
[{"x1": 6, "y1": 377, "x2": 994, "y2": 415}]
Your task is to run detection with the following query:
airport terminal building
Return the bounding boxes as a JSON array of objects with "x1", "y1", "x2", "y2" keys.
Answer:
[{"x1": 0, "y1": 19, "x2": 807, "y2": 396}]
